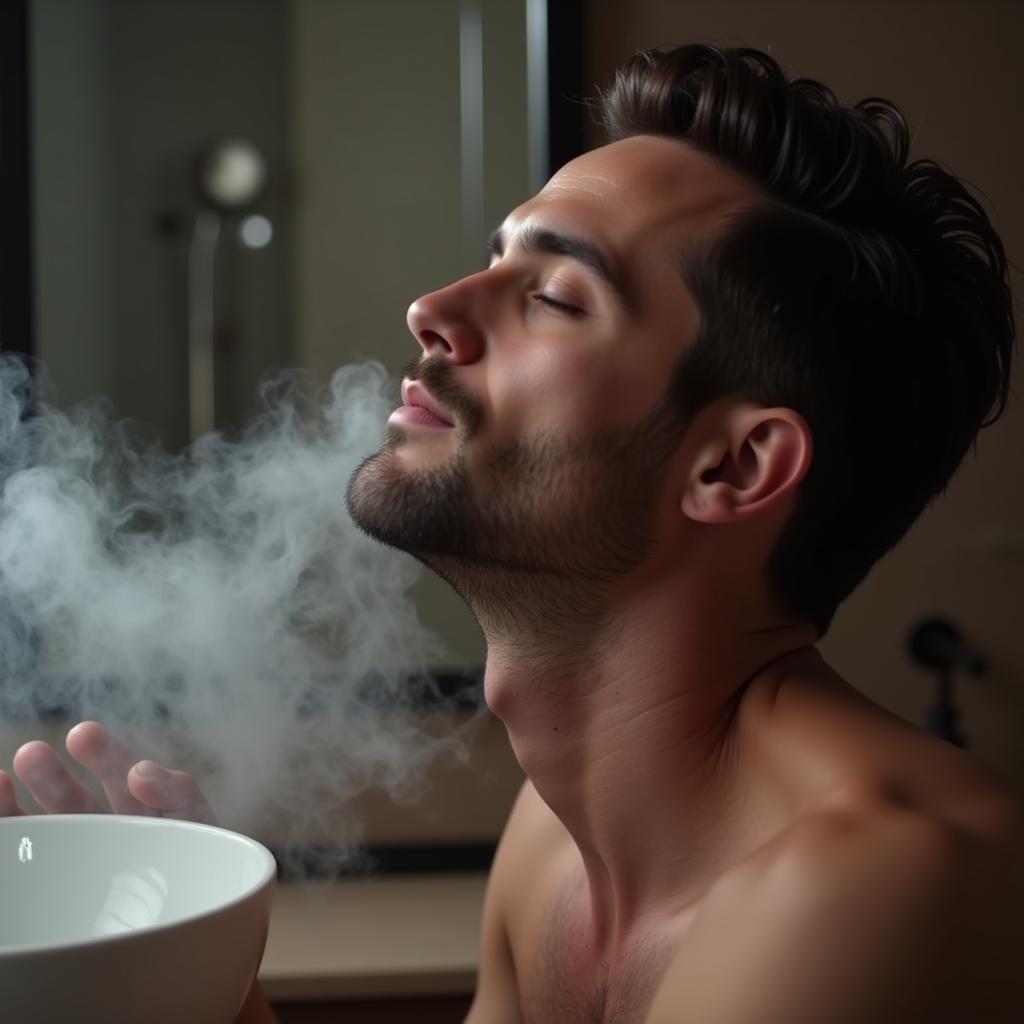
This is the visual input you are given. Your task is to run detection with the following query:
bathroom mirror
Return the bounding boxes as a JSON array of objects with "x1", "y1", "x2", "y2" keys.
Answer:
[{"x1": 0, "y1": 0, "x2": 586, "y2": 671}]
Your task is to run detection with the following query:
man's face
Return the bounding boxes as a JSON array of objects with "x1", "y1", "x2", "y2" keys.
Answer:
[{"x1": 347, "y1": 135, "x2": 761, "y2": 586}]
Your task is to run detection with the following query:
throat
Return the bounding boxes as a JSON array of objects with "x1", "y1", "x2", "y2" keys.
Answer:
[{"x1": 489, "y1": 654, "x2": 789, "y2": 952}]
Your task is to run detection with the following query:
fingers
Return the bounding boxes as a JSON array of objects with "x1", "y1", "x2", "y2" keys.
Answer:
[
  {"x1": 0, "y1": 770, "x2": 26, "y2": 815},
  {"x1": 12, "y1": 740, "x2": 105, "y2": 814},
  {"x1": 69, "y1": 721, "x2": 218, "y2": 824},
  {"x1": 128, "y1": 761, "x2": 218, "y2": 825},
  {"x1": 65, "y1": 721, "x2": 155, "y2": 817},
  {"x1": 12, "y1": 721, "x2": 218, "y2": 825}
]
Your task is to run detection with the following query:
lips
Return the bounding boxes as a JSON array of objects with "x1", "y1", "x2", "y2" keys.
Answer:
[{"x1": 401, "y1": 379, "x2": 454, "y2": 426}]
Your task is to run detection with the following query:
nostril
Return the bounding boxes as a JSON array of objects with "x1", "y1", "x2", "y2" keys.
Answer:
[{"x1": 421, "y1": 329, "x2": 453, "y2": 354}]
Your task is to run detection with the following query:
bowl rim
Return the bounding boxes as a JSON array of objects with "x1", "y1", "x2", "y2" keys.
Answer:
[{"x1": 0, "y1": 814, "x2": 277, "y2": 958}]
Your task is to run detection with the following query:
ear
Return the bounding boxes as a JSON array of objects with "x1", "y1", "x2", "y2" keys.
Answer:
[{"x1": 681, "y1": 404, "x2": 812, "y2": 524}]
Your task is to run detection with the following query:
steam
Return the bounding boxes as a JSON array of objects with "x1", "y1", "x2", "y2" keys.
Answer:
[{"x1": 0, "y1": 356, "x2": 475, "y2": 865}]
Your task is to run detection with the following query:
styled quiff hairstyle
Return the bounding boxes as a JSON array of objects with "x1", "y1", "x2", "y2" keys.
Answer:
[{"x1": 600, "y1": 45, "x2": 1015, "y2": 635}]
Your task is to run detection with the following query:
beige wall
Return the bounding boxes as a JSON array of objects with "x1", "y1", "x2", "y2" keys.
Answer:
[{"x1": 587, "y1": 0, "x2": 1024, "y2": 790}]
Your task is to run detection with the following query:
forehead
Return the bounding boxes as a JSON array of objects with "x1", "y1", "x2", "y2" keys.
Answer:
[{"x1": 510, "y1": 135, "x2": 762, "y2": 265}]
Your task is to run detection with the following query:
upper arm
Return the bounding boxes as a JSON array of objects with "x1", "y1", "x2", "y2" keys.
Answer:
[{"x1": 647, "y1": 811, "x2": 1024, "y2": 1024}]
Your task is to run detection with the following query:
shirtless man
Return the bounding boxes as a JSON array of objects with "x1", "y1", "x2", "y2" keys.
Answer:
[{"x1": 3, "y1": 44, "x2": 1022, "y2": 1023}]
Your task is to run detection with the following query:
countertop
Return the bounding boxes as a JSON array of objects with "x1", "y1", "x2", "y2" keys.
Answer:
[{"x1": 258, "y1": 873, "x2": 488, "y2": 1001}]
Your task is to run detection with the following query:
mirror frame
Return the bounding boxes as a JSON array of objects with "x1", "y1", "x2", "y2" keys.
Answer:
[{"x1": 0, "y1": 0, "x2": 34, "y2": 360}]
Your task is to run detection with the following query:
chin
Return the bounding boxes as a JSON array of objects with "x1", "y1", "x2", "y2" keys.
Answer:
[
  {"x1": 345, "y1": 449, "x2": 405, "y2": 544},
  {"x1": 345, "y1": 444, "x2": 474, "y2": 559}
]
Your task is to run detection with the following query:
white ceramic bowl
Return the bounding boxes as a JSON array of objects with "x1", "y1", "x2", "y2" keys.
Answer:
[{"x1": 0, "y1": 814, "x2": 276, "y2": 1024}]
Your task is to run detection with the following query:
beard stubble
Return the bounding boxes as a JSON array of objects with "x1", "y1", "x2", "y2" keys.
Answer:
[{"x1": 346, "y1": 357, "x2": 691, "y2": 595}]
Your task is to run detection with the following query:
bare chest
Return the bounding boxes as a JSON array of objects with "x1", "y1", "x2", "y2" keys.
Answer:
[{"x1": 514, "y1": 884, "x2": 688, "y2": 1024}]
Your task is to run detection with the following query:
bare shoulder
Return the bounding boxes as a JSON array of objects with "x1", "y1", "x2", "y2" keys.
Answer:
[
  {"x1": 501, "y1": 777, "x2": 569, "y2": 853},
  {"x1": 489, "y1": 778, "x2": 571, "y2": 897},
  {"x1": 487, "y1": 778, "x2": 576, "y2": 940},
  {"x1": 647, "y1": 795, "x2": 1024, "y2": 1024},
  {"x1": 464, "y1": 780, "x2": 571, "y2": 1024},
  {"x1": 763, "y1": 790, "x2": 1024, "y2": 936}
]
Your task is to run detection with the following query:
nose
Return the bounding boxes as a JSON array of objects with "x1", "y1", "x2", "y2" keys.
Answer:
[{"x1": 406, "y1": 273, "x2": 487, "y2": 364}]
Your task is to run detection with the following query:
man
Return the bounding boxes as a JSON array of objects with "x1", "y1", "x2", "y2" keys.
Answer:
[{"x1": 3, "y1": 44, "x2": 1021, "y2": 1023}]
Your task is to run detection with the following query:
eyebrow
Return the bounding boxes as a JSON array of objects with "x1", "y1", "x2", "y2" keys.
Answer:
[{"x1": 486, "y1": 224, "x2": 634, "y2": 312}]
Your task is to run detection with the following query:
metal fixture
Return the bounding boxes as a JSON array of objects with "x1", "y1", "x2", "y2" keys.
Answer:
[
  {"x1": 906, "y1": 616, "x2": 987, "y2": 748},
  {"x1": 187, "y1": 137, "x2": 270, "y2": 441}
]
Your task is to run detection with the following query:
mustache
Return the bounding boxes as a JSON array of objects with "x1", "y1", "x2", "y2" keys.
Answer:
[{"x1": 402, "y1": 356, "x2": 483, "y2": 435}]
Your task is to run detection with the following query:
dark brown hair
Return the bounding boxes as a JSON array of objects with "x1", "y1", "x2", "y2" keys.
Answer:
[{"x1": 600, "y1": 44, "x2": 1015, "y2": 635}]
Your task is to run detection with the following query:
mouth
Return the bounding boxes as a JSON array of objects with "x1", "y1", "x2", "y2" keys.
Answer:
[{"x1": 388, "y1": 379, "x2": 455, "y2": 429}]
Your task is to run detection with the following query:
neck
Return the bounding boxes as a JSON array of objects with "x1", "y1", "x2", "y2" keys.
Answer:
[{"x1": 460, "y1": 561, "x2": 818, "y2": 956}]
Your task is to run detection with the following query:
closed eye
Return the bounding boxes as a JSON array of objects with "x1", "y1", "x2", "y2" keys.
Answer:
[{"x1": 532, "y1": 293, "x2": 586, "y2": 318}]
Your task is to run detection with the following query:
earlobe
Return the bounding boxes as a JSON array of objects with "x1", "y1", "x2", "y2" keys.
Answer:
[{"x1": 680, "y1": 407, "x2": 812, "y2": 525}]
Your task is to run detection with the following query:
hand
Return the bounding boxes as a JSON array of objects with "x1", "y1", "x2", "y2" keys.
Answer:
[{"x1": 0, "y1": 720, "x2": 216, "y2": 824}]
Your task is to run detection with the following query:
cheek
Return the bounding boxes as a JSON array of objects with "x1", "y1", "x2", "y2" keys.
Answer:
[{"x1": 489, "y1": 347, "x2": 623, "y2": 436}]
